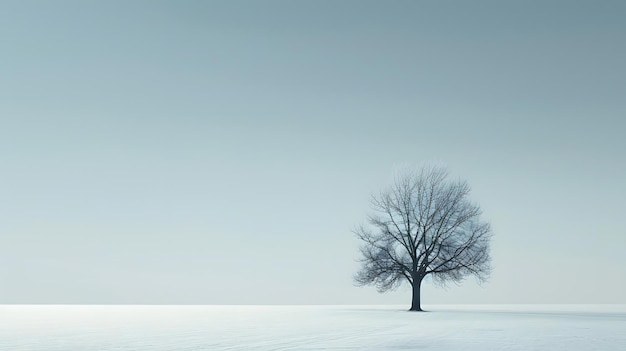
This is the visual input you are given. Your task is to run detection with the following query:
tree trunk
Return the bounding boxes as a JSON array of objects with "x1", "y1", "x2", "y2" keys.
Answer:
[{"x1": 410, "y1": 277, "x2": 423, "y2": 311}]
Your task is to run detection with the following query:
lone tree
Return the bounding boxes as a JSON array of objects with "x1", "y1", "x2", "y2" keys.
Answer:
[{"x1": 354, "y1": 166, "x2": 492, "y2": 311}]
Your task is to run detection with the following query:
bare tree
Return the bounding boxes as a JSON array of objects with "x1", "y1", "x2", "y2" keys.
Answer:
[{"x1": 354, "y1": 166, "x2": 492, "y2": 311}]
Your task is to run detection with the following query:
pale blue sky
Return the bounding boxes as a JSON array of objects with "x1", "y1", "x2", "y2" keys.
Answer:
[{"x1": 1, "y1": 0, "x2": 625, "y2": 304}]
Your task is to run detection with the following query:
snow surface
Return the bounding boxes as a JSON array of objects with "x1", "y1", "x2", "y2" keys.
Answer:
[{"x1": 1, "y1": 305, "x2": 625, "y2": 350}]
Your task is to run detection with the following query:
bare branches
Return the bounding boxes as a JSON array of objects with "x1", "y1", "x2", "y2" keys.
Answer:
[
  {"x1": 354, "y1": 165, "x2": 493, "y2": 297},
  {"x1": 353, "y1": 224, "x2": 412, "y2": 292}
]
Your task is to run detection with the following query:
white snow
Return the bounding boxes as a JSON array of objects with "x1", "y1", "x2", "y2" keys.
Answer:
[{"x1": 1, "y1": 305, "x2": 625, "y2": 350}]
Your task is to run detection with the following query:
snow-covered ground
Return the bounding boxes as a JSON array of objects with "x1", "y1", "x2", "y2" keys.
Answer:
[{"x1": 1, "y1": 305, "x2": 625, "y2": 350}]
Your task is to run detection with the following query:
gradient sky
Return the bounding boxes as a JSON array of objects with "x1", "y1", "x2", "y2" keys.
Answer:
[{"x1": 1, "y1": 0, "x2": 625, "y2": 305}]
